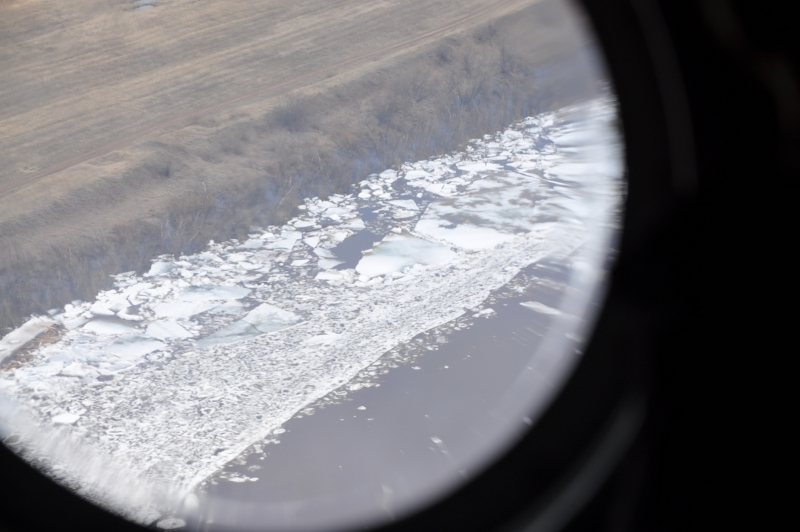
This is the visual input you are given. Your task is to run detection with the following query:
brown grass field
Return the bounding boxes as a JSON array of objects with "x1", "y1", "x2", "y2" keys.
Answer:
[{"x1": 0, "y1": 0, "x2": 603, "y2": 330}]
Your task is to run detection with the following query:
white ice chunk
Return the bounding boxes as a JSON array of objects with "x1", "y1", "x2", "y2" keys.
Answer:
[
  {"x1": 325, "y1": 207, "x2": 353, "y2": 217},
  {"x1": 47, "y1": 347, "x2": 89, "y2": 363},
  {"x1": 269, "y1": 230, "x2": 302, "y2": 251},
  {"x1": 242, "y1": 304, "x2": 303, "y2": 333},
  {"x1": 197, "y1": 304, "x2": 302, "y2": 348},
  {"x1": 52, "y1": 412, "x2": 81, "y2": 425},
  {"x1": 0, "y1": 316, "x2": 53, "y2": 360},
  {"x1": 303, "y1": 236, "x2": 321, "y2": 248},
  {"x1": 89, "y1": 302, "x2": 117, "y2": 316},
  {"x1": 315, "y1": 270, "x2": 343, "y2": 282},
  {"x1": 393, "y1": 210, "x2": 417, "y2": 220},
  {"x1": 152, "y1": 302, "x2": 218, "y2": 319},
  {"x1": 145, "y1": 262, "x2": 177, "y2": 277},
  {"x1": 225, "y1": 253, "x2": 251, "y2": 263},
  {"x1": 239, "y1": 239, "x2": 265, "y2": 250},
  {"x1": 419, "y1": 183, "x2": 444, "y2": 195},
  {"x1": 82, "y1": 319, "x2": 138, "y2": 335},
  {"x1": 208, "y1": 301, "x2": 245, "y2": 315},
  {"x1": 342, "y1": 218, "x2": 366, "y2": 230},
  {"x1": 63, "y1": 316, "x2": 90, "y2": 330},
  {"x1": 415, "y1": 219, "x2": 515, "y2": 251},
  {"x1": 355, "y1": 233, "x2": 456, "y2": 278},
  {"x1": 175, "y1": 285, "x2": 250, "y2": 301},
  {"x1": 404, "y1": 169, "x2": 431, "y2": 180},
  {"x1": 195, "y1": 321, "x2": 260, "y2": 348},
  {"x1": 102, "y1": 292, "x2": 134, "y2": 313},
  {"x1": 116, "y1": 308, "x2": 143, "y2": 322},
  {"x1": 313, "y1": 247, "x2": 336, "y2": 259},
  {"x1": 316, "y1": 260, "x2": 343, "y2": 271},
  {"x1": 457, "y1": 161, "x2": 503, "y2": 173},
  {"x1": 61, "y1": 362, "x2": 99, "y2": 378},
  {"x1": 145, "y1": 321, "x2": 193, "y2": 340},
  {"x1": 105, "y1": 336, "x2": 164, "y2": 358},
  {"x1": 414, "y1": 172, "x2": 544, "y2": 251},
  {"x1": 388, "y1": 199, "x2": 419, "y2": 211}
]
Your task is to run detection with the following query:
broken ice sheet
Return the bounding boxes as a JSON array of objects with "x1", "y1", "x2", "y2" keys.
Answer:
[
  {"x1": 0, "y1": 316, "x2": 54, "y2": 360},
  {"x1": 388, "y1": 199, "x2": 418, "y2": 211},
  {"x1": 241, "y1": 304, "x2": 303, "y2": 333},
  {"x1": 82, "y1": 319, "x2": 139, "y2": 336},
  {"x1": 152, "y1": 302, "x2": 219, "y2": 319},
  {"x1": 145, "y1": 262, "x2": 178, "y2": 277},
  {"x1": 355, "y1": 232, "x2": 456, "y2": 278},
  {"x1": 196, "y1": 304, "x2": 303, "y2": 348},
  {"x1": 175, "y1": 285, "x2": 250, "y2": 301},
  {"x1": 317, "y1": 258, "x2": 343, "y2": 270},
  {"x1": 195, "y1": 321, "x2": 261, "y2": 348},
  {"x1": 145, "y1": 321, "x2": 193, "y2": 340},
  {"x1": 268, "y1": 230, "x2": 302, "y2": 251},
  {"x1": 208, "y1": 301, "x2": 246, "y2": 315},
  {"x1": 105, "y1": 336, "x2": 165, "y2": 358},
  {"x1": 414, "y1": 172, "x2": 547, "y2": 251}
]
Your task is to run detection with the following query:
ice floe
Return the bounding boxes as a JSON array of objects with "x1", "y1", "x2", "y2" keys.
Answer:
[
  {"x1": 145, "y1": 321, "x2": 193, "y2": 340},
  {"x1": 0, "y1": 316, "x2": 54, "y2": 362},
  {"x1": 355, "y1": 233, "x2": 456, "y2": 278}
]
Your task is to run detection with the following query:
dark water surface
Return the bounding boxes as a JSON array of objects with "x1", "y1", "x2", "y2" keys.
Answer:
[{"x1": 332, "y1": 230, "x2": 383, "y2": 270}]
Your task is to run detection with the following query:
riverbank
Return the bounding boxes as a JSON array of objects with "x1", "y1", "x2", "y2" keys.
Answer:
[{"x1": 0, "y1": 0, "x2": 601, "y2": 330}]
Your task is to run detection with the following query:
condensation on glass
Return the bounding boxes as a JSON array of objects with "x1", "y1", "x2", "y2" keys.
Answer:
[{"x1": 0, "y1": 0, "x2": 623, "y2": 530}]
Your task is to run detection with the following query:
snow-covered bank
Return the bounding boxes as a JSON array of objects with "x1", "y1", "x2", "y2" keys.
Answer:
[{"x1": 0, "y1": 96, "x2": 622, "y2": 523}]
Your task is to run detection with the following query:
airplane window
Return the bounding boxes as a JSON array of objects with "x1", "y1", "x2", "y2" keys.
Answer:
[{"x1": 0, "y1": 0, "x2": 623, "y2": 530}]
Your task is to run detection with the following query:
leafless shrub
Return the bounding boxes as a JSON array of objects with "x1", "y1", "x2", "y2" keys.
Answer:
[
  {"x1": 271, "y1": 96, "x2": 314, "y2": 132},
  {"x1": 462, "y1": 48, "x2": 477, "y2": 77},
  {"x1": 218, "y1": 131, "x2": 248, "y2": 156},
  {"x1": 374, "y1": 96, "x2": 402, "y2": 126},
  {"x1": 434, "y1": 43, "x2": 454, "y2": 64},
  {"x1": 407, "y1": 69, "x2": 436, "y2": 102},
  {"x1": 472, "y1": 22, "x2": 497, "y2": 44},
  {"x1": 499, "y1": 43, "x2": 519, "y2": 77},
  {"x1": 453, "y1": 74, "x2": 489, "y2": 108},
  {"x1": 144, "y1": 154, "x2": 178, "y2": 179}
]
